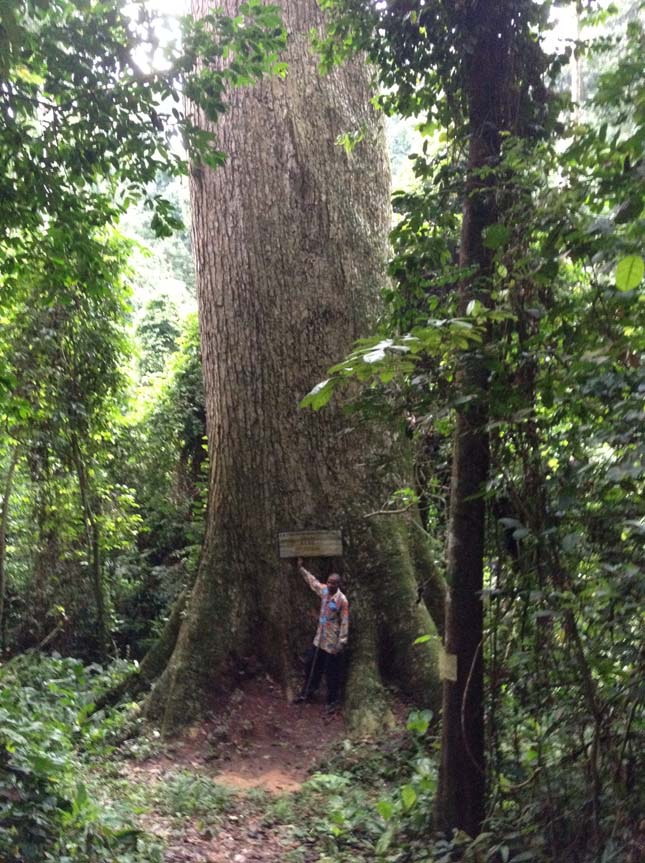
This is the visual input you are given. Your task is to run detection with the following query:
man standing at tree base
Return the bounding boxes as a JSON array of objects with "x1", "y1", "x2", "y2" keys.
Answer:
[{"x1": 294, "y1": 557, "x2": 349, "y2": 714}]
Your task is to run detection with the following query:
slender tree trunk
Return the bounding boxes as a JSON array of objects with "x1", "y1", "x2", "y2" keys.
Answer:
[
  {"x1": 29, "y1": 478, "x2": 56, "y2": 646},
  {"x1": 435, "y1": 0, "x2": 517, "y2": 837},
  {"x1": 571, "y1": 0, "x2": 584, "y2": 121},
  {"x1": 72, "y1": 438, "x2": 107, "y2": 656},
  {"x1": 147, "y1": 0, "x2": 444, "y2": 734},
  {"x1": 0, "y1": 447, "x2": 19, "y2": 650},
  {"x1": 92, "y1": 586, "x2": 192, "y2": 713}
]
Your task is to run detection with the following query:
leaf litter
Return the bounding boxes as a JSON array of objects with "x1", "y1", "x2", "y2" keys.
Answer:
[{"x1": 121, "y1": 675, "x2": 347, "y2": 862}]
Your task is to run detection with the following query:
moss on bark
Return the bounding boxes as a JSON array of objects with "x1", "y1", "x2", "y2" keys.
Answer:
[
  {"x1": 368, "y1": 517, "x2": 442, "y2": 711},
  {"x1": 344, "y1": 590, "x2": 394, "y2": 735},
  {"x1": 409, "y1": 520, "x2": 446, "y2": 639},
  {"x1": 144, "y1": 539, "x2": 240, "y2": 733}
]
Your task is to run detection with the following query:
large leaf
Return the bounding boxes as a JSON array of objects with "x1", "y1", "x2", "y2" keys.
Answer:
[
  {"x1": 615, "y1": 255, "x2": 644, "y2": 291},
  {"x1": 400, "y1": 784, "x2": 417, "y2": 810},
  {"x1": 482, "y1": 223, "x2": 510, "y2": 250},
  {"x1": 376, "y1": 799, "x2": 394, "y2": 820},
  {"x1": 300, "y1": 378, "x2": 336, "y2": 410}
]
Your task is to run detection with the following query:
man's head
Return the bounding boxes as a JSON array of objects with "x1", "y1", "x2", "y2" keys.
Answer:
[{"x1": 327, "y1": 573, "x2": 341, "y2": 594}]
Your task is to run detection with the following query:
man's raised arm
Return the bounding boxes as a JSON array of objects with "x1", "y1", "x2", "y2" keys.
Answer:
[{"x1": 296, "y1": 557, "x2": 324, "y2": 597}]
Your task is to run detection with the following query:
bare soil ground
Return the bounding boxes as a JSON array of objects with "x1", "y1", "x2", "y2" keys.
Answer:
[{"x1": 124, "y1": 676, "x2": 348, "y2": 862}]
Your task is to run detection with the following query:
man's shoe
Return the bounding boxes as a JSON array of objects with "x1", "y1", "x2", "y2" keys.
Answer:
[
  {"x1": 294, "y1": 692, "x2": 314, "y2": 704},
  {"x1": 324, "y1": 701, "x2": 340, "y2": 715}
]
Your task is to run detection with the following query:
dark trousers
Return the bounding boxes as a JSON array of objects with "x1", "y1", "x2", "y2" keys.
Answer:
[{"x1": 302, "y1": 645, "x2": 344, "y2": 705}]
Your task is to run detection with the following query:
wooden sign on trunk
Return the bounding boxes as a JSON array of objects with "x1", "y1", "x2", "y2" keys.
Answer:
[
  {"x1": 439, "y1": 648, "x2": 458, "y2": 682},
  {"x1": 278, "y1": 529, "x2": 343, "y2": 559}
]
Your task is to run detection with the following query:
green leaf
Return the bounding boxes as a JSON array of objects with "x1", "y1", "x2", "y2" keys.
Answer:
[
  {"x1": 482, "y1": 223, "x2": 510, "y2": 250},
  {"x1": 376, "y1": 826, "x2": 394, "y2": 855},
  {"x1": 300, "y1": 378, "x2": 335, "y2": 410},
  {"x1": 29, "y1": 753, "x2": 61, "y2": 773},
  {"x1": 14, "y1": 65, "x2": 45, "y2": 86},
  {"x1": 615, "y1": 255, "x2": 644, "y2": 291},
  {"x1": 414, "y1": 634, "x2": 432, "y2": 644},
  {"x1": 400, "y1": 784, "x2": 417, "y2": 810},
  {"x1": 74, "y1": 782, "x2": 89, "y2": 808},
  {"x1": 376, "y1": 799, "x2": 394, "y2": 820},
  {"x1": 406, "y1": 709, "x2": 432, "y2": 735}
]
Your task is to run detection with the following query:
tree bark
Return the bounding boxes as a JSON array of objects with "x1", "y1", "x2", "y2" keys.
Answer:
[
  {"x1": 0, "y1": 447, "x2": 19, "y2": 650},
  {"x1": 434, "y1": 0, "x2": 517, "y2": 838},
  {"x1": 570, "y1": 0, "x2": 584, "y2": 121},
  {"x1": 26, "y1": 474, "x2": 57, "y2": 648},
  {"x1": 72, "y1": 437, "x2": 107, "y2": 656},
  {"x1": 147, "y1": 0, "x2": 444, "y2": 734}
]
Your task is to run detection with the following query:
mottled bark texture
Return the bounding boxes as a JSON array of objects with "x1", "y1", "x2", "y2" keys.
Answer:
[{"x1": 146, "y1": 0, "x2": 444, "y2": 734}]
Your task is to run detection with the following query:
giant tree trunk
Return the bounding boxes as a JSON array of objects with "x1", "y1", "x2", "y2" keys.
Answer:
[{"x1": 147, "y1": 0, "x2": 444, "y2": 734}]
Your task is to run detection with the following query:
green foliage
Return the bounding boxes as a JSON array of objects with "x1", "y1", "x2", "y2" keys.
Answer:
[
  {"x1": 135, "y1": 296, "x2": 182, "y2": 378},
  {"x1": 120, "y1": 173, "x2": 196, "y2": 308},
  {"x1": 0, "y1": 654, "x2": 157, "y2": 863},
  {"x1": 111, "y1": 312, "x2": 207, "y2": 654},
  {"x1": 0, "y1": 0, "x2": 286, "y2": 266},
  {"x1": 405, "y1": 709, "x2": 432, "y2": 737},
  {"x1": 0, "y1": 226, "x2": 144, "y2": 655},
  {"x1": 301, "y1": 321, "x2": 485, "y2": 411},
  {"x1": 0, "y1": 236, "x2": 205, "y2": 657},
  {"x1": 257, "y1": 718, "x2": 442, "y2": 862},
  {"x1": 153, "y1": 771, "x2": 234, "y2": 821}
]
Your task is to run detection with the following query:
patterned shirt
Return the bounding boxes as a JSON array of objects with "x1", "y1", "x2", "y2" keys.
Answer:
[{"x1": 299, "y1": 566, "x2": 349, "y2": 655}]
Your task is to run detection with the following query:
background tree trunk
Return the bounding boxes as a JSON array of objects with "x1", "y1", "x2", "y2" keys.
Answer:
[
  {"x1": 72, "y1": 438, "x2": 107, "y2": 656},
  {"x1": 147, "y1": 0, "x2": 444, "y2": 734},
  {"x1": 0, "y1": 447, "x2": 19, "y2": 650},
  {"x1": 434, "y1": 0, "x2": 517, "y2": 838}
]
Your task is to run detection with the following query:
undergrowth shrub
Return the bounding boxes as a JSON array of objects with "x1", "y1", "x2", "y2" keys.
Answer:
[
  {"x1": 0, "y1": 653, "x2": 160, "y2": 863},
  {"x1": 287, "y1": 711, "x2": 564, "y2": 863},
  {"x1": 153, "y1": 770, "x2": 234, "y2": 820},
  {"x1": 273, "y1": 710, "x2": 437, "y2": 862}
]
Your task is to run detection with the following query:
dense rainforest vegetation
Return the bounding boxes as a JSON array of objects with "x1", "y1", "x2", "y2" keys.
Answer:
[{"x1": 0, "y1": 0, "x2": 642, "y2": 862}]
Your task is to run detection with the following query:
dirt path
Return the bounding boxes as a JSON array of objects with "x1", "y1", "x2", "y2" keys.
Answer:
[{"x1": 125, "y1": 676, "x2": 348, "y2": 862}]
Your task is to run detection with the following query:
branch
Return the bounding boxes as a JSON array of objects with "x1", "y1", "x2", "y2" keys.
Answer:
[{"x1": 364, "y1": 503, "x2": 415, "y2": 518}]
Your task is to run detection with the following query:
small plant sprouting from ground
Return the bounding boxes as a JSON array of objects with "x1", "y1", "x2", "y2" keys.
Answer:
[{"x1": 153, "y1": 770, "x2": 235, "y2": 821}]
